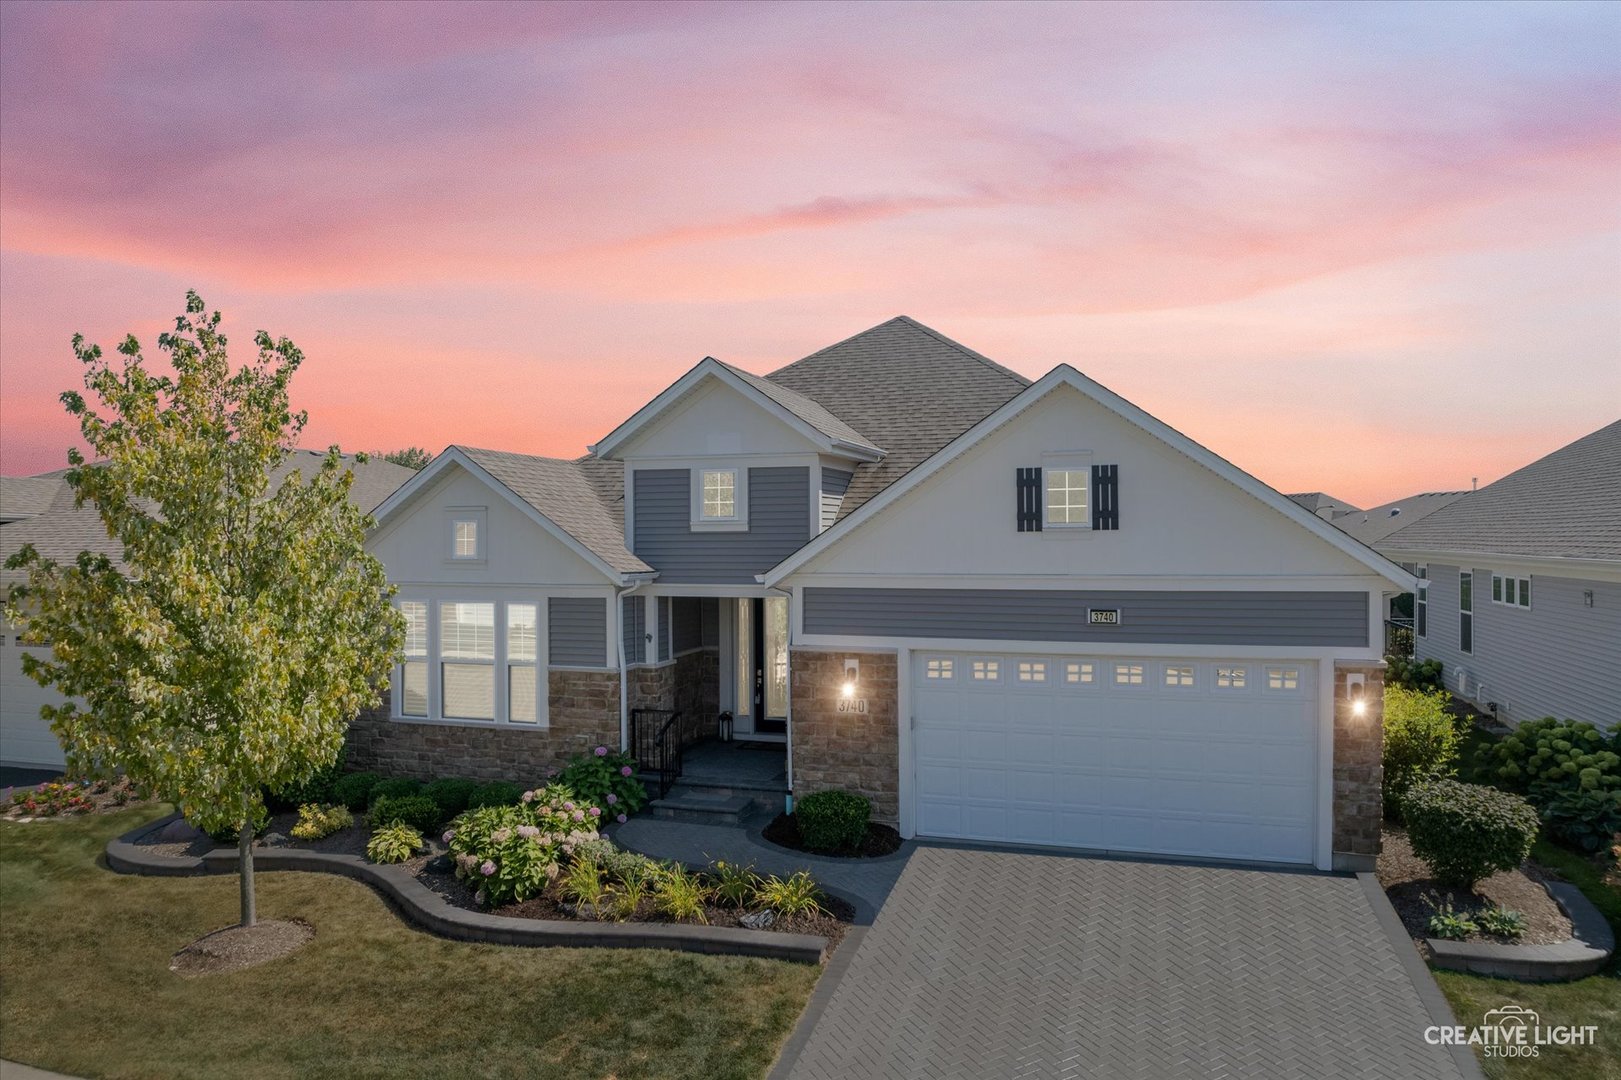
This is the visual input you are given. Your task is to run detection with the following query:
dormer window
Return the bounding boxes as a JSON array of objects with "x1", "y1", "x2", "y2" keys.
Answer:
[{"x1": 690, "y1": 467, "x2": 748, "y2": 530}]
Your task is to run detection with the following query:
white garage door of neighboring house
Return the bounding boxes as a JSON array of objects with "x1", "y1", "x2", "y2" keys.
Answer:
[
  {"x1": 912, "y1": 653, "x2": 1318, "y2": 865},
  {"x1": 1, "y1": 624, "x2": 67, "y2": 769}
]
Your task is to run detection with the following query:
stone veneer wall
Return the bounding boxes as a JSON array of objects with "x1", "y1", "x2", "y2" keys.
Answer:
[
  {"x1": 790, "y1": 649, "x2": 899, "y2": 823},
  {"x1": 1332, "y1": 659, "x2": 1386, "y2": 871},
  {"x1": 347, "y1": 669, "x2": 620, "y2": 782},
  {"x1": 673, "y1": 648, "x2": 720, "y2": 725},
  {"x1": 628, "y1": 663, "x2": 676, "y2": 713}
]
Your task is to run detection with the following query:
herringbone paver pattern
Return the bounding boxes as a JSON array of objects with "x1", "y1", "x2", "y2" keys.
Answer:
[{"x1": 785, "y1": 847, "x2": 1467, "y2": 1080}]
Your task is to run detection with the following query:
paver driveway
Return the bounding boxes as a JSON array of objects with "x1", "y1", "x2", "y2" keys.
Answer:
[{"x1": 778, "y1": 845, "x2": 1476, "y2": 1080}]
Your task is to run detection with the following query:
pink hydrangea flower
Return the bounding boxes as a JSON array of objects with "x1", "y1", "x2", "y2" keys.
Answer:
[
  {"x1": 594, "y1": 745, "x2": 608, "y2": 757},
  {"x1": 589, "y1": 806, "x2": 602, "y2": 818},
  {"x1": 442, "y1": 830, "x2": 455, "y2": 844},
  {"x1": 520, "y1": 790, "x2": 535, "y2": 803},
  {"x1": 572, "y1": 810, "x2": 585, "y2": 822},
  {"x1": 480, "y1": 860, "x2": 497, "y2": 876},
  {"x1": 616, "y1": 813, "x2": 627, "y2": 824},
  {"x1": 516, "y1": 824, "x2": 539, "y2": 840},
  {"x1": 620, "y1": 766, "x2": 633, "y2": 777},
  {"x1": 606, "y1": 793, "x2": 618, "y2": 805},
  {"x1": 563, "y1": 801, "x2": 575, "y2": 812},
  {"x1": 492, "y1": 828, "x2": 512, "y2": 844}
]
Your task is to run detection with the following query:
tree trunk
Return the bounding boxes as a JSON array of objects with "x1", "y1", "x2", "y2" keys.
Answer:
[{"x1": 238, "y1": 797, "x2": 257, "y2": 928}]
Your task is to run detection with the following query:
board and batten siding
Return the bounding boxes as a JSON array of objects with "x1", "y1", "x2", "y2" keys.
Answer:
[
  {"x1": 547, "y1": 597, "x2": 608, "y2": 667},
  {"x1": 632, "y1": 467, "x2": 811, "y2": 583},
  {"x1": 820, "y1": 468, "x2": 853, "y2": 532},
  {"x1": 622, "y1": 594, "x2": 646, "y2": 664},
  {"x1": 1416, "y1": 567, "x2": 1620, "y2": 728},
  {"x1": 802, "y1": 588, "x2": 1369, "y2": 647}
]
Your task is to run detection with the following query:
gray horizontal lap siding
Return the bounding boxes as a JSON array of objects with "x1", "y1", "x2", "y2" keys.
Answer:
[
  {"x1": 632, "y1": 467, "x2": 811, "y2": 583},
  {"x1": 1417, "y1": 567, "x2": 1620, "y2": 728},
  {"x1": 622, "y1": 595, "x2": 645, "y2": 664},
  {"x1": 548, "y1": 597, "x2": 607, "y2": 667},
  {"x1": 821, "y1": 468, "x2": 853, "y2": 532},
  {"x1": 802, "y1": 588, "x2": 1369, "y2": 647}
]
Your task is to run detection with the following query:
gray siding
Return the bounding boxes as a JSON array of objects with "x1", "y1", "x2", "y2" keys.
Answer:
[
  {"x1": 632, "y1": 467, "x2": 811, "y2": 583},
  {"x1": 622, "y1": 594, "x2": 645, "y2": 664},
  {"x1": 821, "y1": 468, "x2": 853, "y2": 532},
  {"x1": 1417, "y1": 567, "x2": 1620, "y2": 728},
  {"x1": 802, "y1": 588, "x2": 1369, "y2": 647},
  {"x1": 657, "y1": 596, "x2": 672, "y2": 662},
  {"x1": 671, "y1": 596, "x2": 704, "y2": 653},
  {"x1": 548, "y1": 597, "x2": 607, "y2": 667}
]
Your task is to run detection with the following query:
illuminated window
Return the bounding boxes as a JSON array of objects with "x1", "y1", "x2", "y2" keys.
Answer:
[
  {"x1": 1267, "y1": 667, "x2": 1300, "y2": 691},
  {"x1": 1065, "y1": 661, "x2": 1094, "y2": 684},
  {"x1": 1164, "y1": 665, "x2": 1194, "y2": 687},
  {"x1": 971, "y1": 659, "x2": 1000, "y2": 681},
  {"x1": 1017, "y1": 660, "x2": 1047, "y2": 682},
  {"x1": 1216, "y1": 667, "x2": 1247, "y2": 689},
  {"x1": 700, "y1": 469, "x2": 737, "y2": 520},
  {"x1": 925, "y1": 657, "x2": 954, "y2": 680},
  {"x1": 1114, "y1": 663, "x2": 1144, "y2": 685}
]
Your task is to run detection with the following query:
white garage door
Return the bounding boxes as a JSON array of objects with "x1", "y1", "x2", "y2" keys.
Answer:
[
  {"x1": 912, "y1": 653, "x2": 1317, "y2": 864},
  {"x1": 1, "y1": 623, "x2": 67, "y2": 769}
]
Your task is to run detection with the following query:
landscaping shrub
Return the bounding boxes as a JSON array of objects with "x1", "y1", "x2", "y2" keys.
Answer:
[
  {"x1": 290, "y1": 803, "x2": 353, "y2": 841},
  {"x1": 267, "y1": 746, "x2": 348, "y2": 812},
  {"x1": 366, "y1": 821, "x2": 422, "y2": 864},
  {"x1": 1477, "y1": 906, "x2": 1528, "y2": 939},
  {"x1": 466, "y1": 780, "x2": 523, "y2": 810},
  {"x1": 708, "y1": 859, "x2": 760, "y2": 909},
  {"x1": 369, "y1": 793, "x2": 442, "y2": 834},
  {"x1": 423, "y1": 778, "x2": 479, "y2": 820},
  {"x1": 333, "y1": 771, "x2": 381, "y2": 811},
  {"x1": 654, "y1": 864, "x2": 710, "y2": 923},
  {"x1": 1538, "y1": 788, "x2": 1621, "y2": 854},
  {"x1": 1385, "y1": 656, "x2": 1444, "y2": 692},
  {"x1": 557, "y1": 745, "x2": 647, "y2": 817},
  {"x1": 1402, "y1": 779, "x2": 1539, "y2": 888},
  {"x1": 1426, "y1": 903, "x2": 1477, "y2": 940},
  {"x1": 445, "y1": 785, "x2": 598, "y2": 906},
  {"x1": 367, "y1": 777, "x2": 423, "y2": 807},
  {"x1": 754, "y1": 870, "x2": 826, "y2": 917},
  {"x1": 1473, "y1": 716, "x2": 1621, "y2": 800},
  {"x1": 1382, "y1": 687, "x2": 1466, "y2": 817},
  {"x1": 201, "y1": 802, "x2": 269, "y2": 844},
  {"x1": 794, "y1": 789, "x2": 871, "y2": 852},
  {"x1": 9, "y1": 780, "x2": 97, "y2": 817}
]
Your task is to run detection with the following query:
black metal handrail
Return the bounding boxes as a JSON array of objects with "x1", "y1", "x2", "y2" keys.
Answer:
[
  {"x1": 628, "y1": 707, "x2": 711, "y2": 799},
  {"x1": 1384, "y1": 616, "x2": 1415, "y2": 658}
]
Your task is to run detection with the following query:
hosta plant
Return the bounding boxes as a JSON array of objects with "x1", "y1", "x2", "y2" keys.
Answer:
[
  {"x1": 1477, "y1": 906, "x2": 1528, "y2": 939},
  {"x1": 445, "y1": 785, "x2": 596, "y2": 906},
  {"x1": 1427, "y1": 903, "x2": 1478, "y2": 941},
  {"x1": 367, "y1": 821, "x2": 422, "y2": 864},
  {"x1": 290, "y1": 803, "x2": 352, "y2": 841}
]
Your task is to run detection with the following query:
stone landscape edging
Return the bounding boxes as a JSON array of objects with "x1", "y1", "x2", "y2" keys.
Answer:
[
  {"x1": 106, "y1": 815, "x2": 828, "y2": 964},
  {"x1": 1424, "y1": 878, "x2": 1615, "y2": 981}
]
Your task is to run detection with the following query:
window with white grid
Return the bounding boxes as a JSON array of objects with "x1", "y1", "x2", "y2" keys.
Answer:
[
  {"x1": 399, "y1": 601, "x2": 429, "y2": 717},
  {"x1": 1266, "y1": 667, "x2": 1300, "y2": 691},
  {"x1": 1065, "y1": 661, "x2": 1094, "y2": 684},
  {"x1": 971, "y1": 658, "x2": 1000, "y2": 681},
  {"x1": 1017, "y1": 660, "x2": 1047, "y2": 683},
  {"x1": 1216, "y1": 666, "x2": 1247, "y2": 689},
  {"x1": 1164, "y1": 665, "x2": 1194, "y2": 687},
  {"x1": 1045, "y1": 469, "x2": 1090, "y2": 527},
  {"x1": 924, "y1": 657, "x2": 954, "y2": 680},
  {"x1": 1114, "y1": 663, "x2": 1144, "y2": 685},
  {"x1": 441, "y1": 602, "x2": 495, "y2": 719}
]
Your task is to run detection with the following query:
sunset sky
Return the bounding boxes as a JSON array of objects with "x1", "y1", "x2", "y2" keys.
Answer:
[{"x1": 2, "y1": 0, "x2": 1617, "y2": 507}]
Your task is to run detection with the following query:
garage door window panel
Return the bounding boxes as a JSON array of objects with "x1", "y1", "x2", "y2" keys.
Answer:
[
  {"x1": 1064, "y1": 661, "x2": 1095, "y2": 685},
  {"x1": 1114, "y1": 663, "x2": 1145, "y2": 685}
]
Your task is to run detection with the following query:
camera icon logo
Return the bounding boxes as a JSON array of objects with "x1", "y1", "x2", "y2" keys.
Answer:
[{"x1": 1483, "y1": 1006, "x2": 1539, "y2": 1032}]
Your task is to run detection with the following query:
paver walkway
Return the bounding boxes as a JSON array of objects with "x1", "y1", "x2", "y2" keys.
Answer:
[
  {"x1": 608, "y1": 813, "x2": 912, "y2": 922},
  {"x1": 777, "y1": 845, "x2": 1478, "y2": 1080}
]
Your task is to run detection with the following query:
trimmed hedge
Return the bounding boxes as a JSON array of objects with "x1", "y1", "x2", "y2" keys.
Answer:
[
  {"x1": 369, "y1": 793, "x2": 442, "y2": 835},
  {"x1": 423, "y1": 778, "x2": 480, "y2": 820},
  {"x1": 367, "y1": 777, "x2": 424, "y2": 808},
  {"x1": 333, "y1": 771, "x2": 382, "y2": 811},
  {"x1": 467, "y1": 780, "x2": 523, "y2": 809},
  {"x1": 1382, "y1": 687, "x2": 1464, "y2": 818},
  {"x1": 1402, "y1": 779, "x2": 1539, "y2": 888},
  {"x1": 795, "y1": 789, "x2": 871, "y2": 853}
]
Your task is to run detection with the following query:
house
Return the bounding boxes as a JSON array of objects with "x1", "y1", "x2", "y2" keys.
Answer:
[
  {"x1": 0, "y1": 451, "x2": 416, "y2": 771},
  {"x1": 1286, "y1": 492, "x2": 1362, "y2": 520},
  {"x1": 1334, "y1": 491, "x2": 1472, "y2": 548},
  {"x1": 359, "y1": 317, "x2": 1410, "y2": 871},
  {"x1": 1376, "y1": 420, "x2": 1621, "y2": 730}
]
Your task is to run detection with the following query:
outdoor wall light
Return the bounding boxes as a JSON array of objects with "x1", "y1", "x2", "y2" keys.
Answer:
[
  {"x1": 841, "y1": 657, "x2": 859, "y2": 698},
  {"x1": 1347, "y1": 672, "x2": 1368, "y2": 718}
]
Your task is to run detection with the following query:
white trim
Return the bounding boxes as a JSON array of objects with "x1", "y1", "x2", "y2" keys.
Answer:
[
  {"x1": 1490, "y1": 572, "x2": 1533, "y2": 609},
  {"x1": 769, "y1": 572, "x2": 1394, "y2": 591},
  {"x1": 588, "y1": 358, "x2": 883, "y2": 462},
  {"x1": 1378, "y1": 547, "x2": 1621, "y2": 583},
  {"x1": 1458, "y1": 569, "x2": 1474, "y2": 655},
  {"x1": 763, "y1": 365, "x2": 1414, "y2": 589},
  {"x1": 794, "y1": 633, "x2": 1381, "y2": 661},
  {"x1": 1041, "y1": 450, "x2": 1093, "y2": 531},
  {"x1": 691, "y1": 466, "x2": 747, "y2": 528},
  {"x1": 1315, "y1": 657, "x2": 1334, "y2": 871}
]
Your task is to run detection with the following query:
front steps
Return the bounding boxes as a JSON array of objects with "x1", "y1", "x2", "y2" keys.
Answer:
[{"x1": 645, "y1": 778, "x2": 787, "y2": 825}]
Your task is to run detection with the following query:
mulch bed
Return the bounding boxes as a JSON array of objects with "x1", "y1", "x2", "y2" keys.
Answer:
[
  {"x1": 1378, "y1": 827, "x2": 1572, "y2": 949},
  {"x1": 409, "y1": 859, "x2": 854, "y2": 951},
  {"x1": 762, "y1": 812, "x2": 902, "y2": 859},
  {"x1": 3, "y1": 777, "x2": 155, "y2": 821},
  {"x1": 169, "y1": 918, "x2": 314, "y2": 977},
  {"x1": 133, "y1": 813, "x2": 407, "y2": 860}
]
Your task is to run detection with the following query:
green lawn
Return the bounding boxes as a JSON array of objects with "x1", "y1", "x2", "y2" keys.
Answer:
[
  {"x1": 0, "y1": 807, "x2": 819, "y2": 1080},
  {"x1": 1432, "y1": 839, "x2": 1621, "y2": 1080}
]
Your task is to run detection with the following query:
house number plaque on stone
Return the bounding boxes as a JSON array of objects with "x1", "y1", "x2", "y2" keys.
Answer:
[{"x1": 836, "y1": 698, "x2": 869, "y2": 714}]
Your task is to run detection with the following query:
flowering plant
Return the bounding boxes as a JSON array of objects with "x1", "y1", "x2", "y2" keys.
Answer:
[
  {"x1": 556, "y1": 747, "x2": 647, "y2": 817},
  {"x1": 445, "y1": 784, "x2": 597, "y2": 905}
]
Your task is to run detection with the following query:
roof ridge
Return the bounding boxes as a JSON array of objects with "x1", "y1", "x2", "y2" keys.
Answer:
[{"x1": 765, "y1": 315, "x2": 1028, "y2": 386}]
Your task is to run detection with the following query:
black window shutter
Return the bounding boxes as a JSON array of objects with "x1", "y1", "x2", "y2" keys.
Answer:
[
  {"x1": 1016, "y1": 467, "x2": 1043, "y2": 532},
  {"x1": 1092, "y1": 464, "x2": 1119, "y2": 530}
]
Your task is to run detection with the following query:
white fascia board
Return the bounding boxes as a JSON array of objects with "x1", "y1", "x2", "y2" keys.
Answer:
[
  {"x1": 369, "y1": 447, "x2": 640, "y2": 585},
  {"x1": 763, "y1": 365, "x2": 1414, "y2": 590},
  {"x1": 1375, "y1": 546, "x2": 1621, "y2": 584},
  {"x1": 588, "y1": 358, "x2": 881, "y2": 462}
]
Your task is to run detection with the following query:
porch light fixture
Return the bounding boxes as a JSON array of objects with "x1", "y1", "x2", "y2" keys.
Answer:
[
  {"x1": 841, "y1": 657, "x2": 859, "y2": 698},
  {"x1": 1346, "y1": 672, "x2": 1368, "y2": 718}
]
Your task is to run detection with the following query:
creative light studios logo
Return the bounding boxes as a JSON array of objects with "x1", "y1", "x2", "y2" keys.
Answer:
[{"x1": 1426, "y1": 1005, "x2": 1601, "y2": 1060}]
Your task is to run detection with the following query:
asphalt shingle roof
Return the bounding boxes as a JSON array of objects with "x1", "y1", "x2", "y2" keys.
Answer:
[
  {"x1": 458, "y1": 447, "x2": 652, "y2": 575},
  {"x1": 1333, "y1": 491, "x2": 1471, "y2": 546},
  {"x1": 1376, "y1": 419, "x2": 1621, "y2": 561},
  {"x1": 1286, "y1": 492, "x2": 1362, "y2": 517},
  {"x1": 714, "y1": 360, "x2": 882, "y2": 455},
  {"x1": 0, "y1": 477, "x2": 64, "y2": 523}
]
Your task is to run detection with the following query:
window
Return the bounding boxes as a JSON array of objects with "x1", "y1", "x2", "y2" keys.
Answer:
[
  {"x1": 1459, "y1": 571, "x2": 1473, "y2": 654},
  {"x1": 1017, "y1": 660, "x2": 1047, "y2": 683},
  {"x1": 507, "y1": 603, "x2": 539, "y2": 724},
  {"x1": 1416, "y1": 565, "x2": 1432, "y2": 633},
  {"x1": 971, "y1": 658, "x2": 1000, "y2": 681},
  {"x1": 453, "y1": 519, "x2": 478, "y2": 558},
  {"x1": 1114, "y1": 663, "x2": 1144, "y2": 685},
  {"x1": 700, "y1": 469, "x2": 737, "y2": 520},
  {"x1": 1215, "y1": 666, "x2": 1247, "y2": 689},
  {"x1": 1491, "y1": 574, "x2": 1531, "y2": 609},
  {"x1": 1045, "y1": 469, "x2": 1089, "y2": 527},
  {"x1": 924, "y1": 657, "x2": 954, "y2": 680},
  {"x1": 1164, "y1": 665, "x2": 1194, "y2": 687},
  {"x1": 441, "y1": 602, "x2": 495, "y2": 719},
  {"x1": 399, "y1": 601, "x2": 429, "y2": 717},
  {"x1": 1065, "y1": 661, "x2": 1094, "y2": 684},
  {"x1": 1267, "y1": 667, "x2": 1299, "y2": 691}
]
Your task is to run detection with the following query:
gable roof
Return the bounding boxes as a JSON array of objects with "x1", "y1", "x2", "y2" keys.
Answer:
[
  {"x1": 589, "y1": 356, "x2": 884, "y2": 461},
  {"x1": 1333, "y1": 491, "x2": 1471, "y2": 546},
  {"x1": 1286, "y1": 492, "x2": 1362, "y2": 517},
  {"x1": 1376, "y1": 420, "x2": 1621, "y2": 563},
  {"x1": 0, "y1": 476, "x2": 66, "y2": 523},
  {"x1": 764, "y1": 364, "x2": 1413, "y2": 589},
  {"x1": 369, "y1": 446, "x2": 652, "y2": 579},
  {"x1": 765, "y1": 316, "x2": 1030, "y2": 520}
]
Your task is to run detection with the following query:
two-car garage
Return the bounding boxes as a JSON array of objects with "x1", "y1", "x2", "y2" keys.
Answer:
[{"x1": 909, "y1": 652, "x2": 1320, "y2": 865}]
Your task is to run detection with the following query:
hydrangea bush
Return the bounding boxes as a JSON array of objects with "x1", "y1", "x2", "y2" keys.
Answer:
[
  {"x1": 445, "y1": 784, "x2": 599, "y2": 906},
  {"x1": 556, "y1": 746, "x2": 647, "y2": 817}
]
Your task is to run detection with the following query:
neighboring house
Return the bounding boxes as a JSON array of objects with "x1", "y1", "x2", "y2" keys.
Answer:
[
  {"x1": 1286, "y1": 492, "x2": 1361, "y2": 520},
  {"x1": 0, "y1": 451, "x2": 415, "y2": 771},
  {"x1": 1377, "y1": 420, "x2": 1621, "y2": 730},
  {"x1": 361, "y1": 316, "x2": 1410, "y2": 871},
  {"x1": 1334, "y1": 491, "x2": 1472, "y2": 548}
]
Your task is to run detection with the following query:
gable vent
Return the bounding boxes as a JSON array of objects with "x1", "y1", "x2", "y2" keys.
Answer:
[
  {"x1": 1016, "y1": 467, "x2": 1043, "y2": 532},
  {"x1": 1092, "y1": 464, "x2": 1119, "y2": 530}
]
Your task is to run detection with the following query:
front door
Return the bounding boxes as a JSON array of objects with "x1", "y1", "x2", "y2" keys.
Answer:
[{"x1": 735, "y1": 596, "x2": 788, "y2": 735}]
